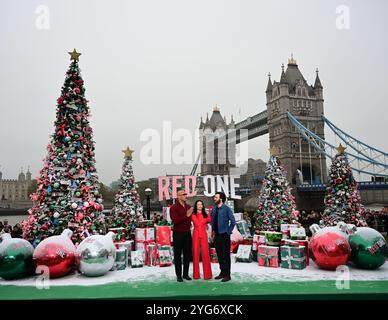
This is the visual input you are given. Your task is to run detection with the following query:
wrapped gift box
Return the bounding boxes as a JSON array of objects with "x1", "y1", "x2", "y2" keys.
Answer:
[
  {"x1": 115, "y1": 248, "x2": 128, "y2": 270},
  {"x1": 252, "y1": 235, "x2": 259, "y2": 251},
  {"x1": 116, "y1": 240, "x2": 134, "y2": 265},
  {"x1": 135, "y1": 227, "x2": 155, "y2": 261},
  {"x1": 290, "y1": 227, "x2": 306, "y2": 240},
  {"x1": 236, "y1": 221, "x2": 251, "y2": 238},
  {"x1": 281, "y1": 239, "x2": 299, "y2": 247},
  {"x1": 280, "y1": 223, "x2": 299, "y2": 239},
  {"x1": 156, "y1": 226, "x2": 172, "y2": 246},
  {"x1": 230, "y1": 241, "x2": 239, "y2": 253},
  {"x1": 131, "y1": 250, "x2": 144, "y2": 268},
  {"x1": 252, "y1": 235, "x2": 266, "y2": 257},
  {"x1": 263, "y1": 231, "x2": 282, "y2": 246},
  {"x1": 210, "y1": 247, "x2": 218, "y2": 263},
  {"x1": 258, "y1": 244, "x2": 279, "y2": 267},
  {"x1": 293, "y1": 239, "x2": 309, "y2": 266},
  {"x1": 235, "y1": 244, "x2": 252, "y2": 263},
  {"x1": 135, "y1": 227, "x2": 155, "y2": 242},
  {"x1": 257, "y1": 245, "x2": 279, "y2": 268},
  {"x1": 280, "y1": 245, "x2": 306, "y2": 270},
  {"x1": 108, "y1": 227, "x2": 128, "y2": 242},
  {"x1": 158, "y1": 249, "x2": 172, "y2": 267},
  {"x1": 157, "y1": 244, "x2": 173, "y2": 264},
  {"x1": 145, "y1": 243, "x2": 158, "y2": 266},
  {"x1": 233, "y1": 213, "x2": 243, "y2": 222},
  {"x1": 162, "y1": 206, "x2": 172, "y2": 223}
]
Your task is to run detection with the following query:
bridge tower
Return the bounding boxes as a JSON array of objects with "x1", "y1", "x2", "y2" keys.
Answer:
[
  {"x1": 200, "y1": 105, "x2": 236, "y2": 176},
  {"x1": 266, "y1": 55, "x2": 327, "y2": 185}
]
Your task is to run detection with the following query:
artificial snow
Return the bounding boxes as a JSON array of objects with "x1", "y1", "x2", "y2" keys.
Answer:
[{"x1": 1, "y1": 255, "x2": 387, "y2": 287}]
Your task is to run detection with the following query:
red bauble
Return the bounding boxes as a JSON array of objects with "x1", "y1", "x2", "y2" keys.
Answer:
[
  {"x1": 33, "y1": 229, "x2": 76, "y2": 278},
  {"x1": 310, "y1": 225, "x2": 350, "y2": 270},
  {"x1": 33, "y1": 243, "x2": 75, "y2": 278}
]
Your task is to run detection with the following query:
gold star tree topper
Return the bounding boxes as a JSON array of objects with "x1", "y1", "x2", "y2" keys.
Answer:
[
  {"x1": 336, "y1": 143, "x2": 346, "y2": 155},
  {"x1": 68, "y1": 48, "x2": 82, "y2": 61},
  {"x1": 122, "y1": 147, "x2": 134, "y2": 159},
  {"x1": 269, "y1": 145, "x2": 279, "y2": 156}
]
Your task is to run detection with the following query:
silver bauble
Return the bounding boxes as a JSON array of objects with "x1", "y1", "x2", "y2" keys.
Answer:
[{"x1": 75, "y1": 232, "x2": 116, "y2": 277}]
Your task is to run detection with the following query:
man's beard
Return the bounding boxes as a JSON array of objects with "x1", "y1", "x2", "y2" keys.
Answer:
[{"x1": 215, "y1": 199, "x2": 221, "y2": 205}]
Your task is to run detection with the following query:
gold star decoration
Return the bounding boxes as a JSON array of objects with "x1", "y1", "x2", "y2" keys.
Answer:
[
  {"x1": 122, "y1": 147, "x2": 134, "y2": 159},
  {"x1": 336, "y1": 143, "x2": 346, "y2": 155},
  {"x1": 68, "y1": 48, "x2": 82, "y2": 61},
  {"x1": 269, "y1": 145, "x2": 279, "y2": 156}
]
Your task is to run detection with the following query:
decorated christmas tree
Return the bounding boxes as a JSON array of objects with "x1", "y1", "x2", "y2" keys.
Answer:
[
  {"x1": 254, "y1": 146, "x2": 298, "y2": 231},
  {"x1": 107, "y1": 147, "x2": 144, "y2": 240},
  {"x1": 321, "y1": 144, "x2": 366, "y2": 227},
  {"x1": 22, "y1": 49, "x2": 106, "y2": 246}
]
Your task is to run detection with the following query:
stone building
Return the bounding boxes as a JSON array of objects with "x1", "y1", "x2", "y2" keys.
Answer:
[
  {"x1": 238, "y1": 158, "x2": 267, "y2": 193},
  {"x1": 0, "y1": 167, "x2": 32, "y2": 208},
  {"x1": 199, "y1": 105, "x2": 236, "y2": 176},
  {"x1": 266, "y1": 55, "x2": 327, "y2": 185}
]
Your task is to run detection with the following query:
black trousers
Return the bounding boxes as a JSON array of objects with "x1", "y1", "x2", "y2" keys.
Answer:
[
  {"x1": 173, "y1": 231, "x2": 192, "y2": 278},
  {"x1": 214, "y1": 232, "x2": 231, "y2": 277}
]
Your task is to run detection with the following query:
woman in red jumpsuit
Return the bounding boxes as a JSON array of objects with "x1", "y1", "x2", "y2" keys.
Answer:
[{"x1": 191, "y1": 200, "x2": 212, "y2": 280}]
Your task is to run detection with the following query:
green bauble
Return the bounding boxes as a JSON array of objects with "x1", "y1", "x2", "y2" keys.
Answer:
[
  {"x1": 349, "y1": 227, "x2": 388, "y2": 270},
  {"x1": 0, "y1": 234, "x2": 35, "y2": 280}
]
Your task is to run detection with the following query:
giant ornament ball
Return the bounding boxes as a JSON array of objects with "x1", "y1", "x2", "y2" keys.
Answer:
[
  {"x1": 349, "y1": 227, "x2": 388, "y2": 270},
  {"x1": 309, "y1": 224, "x2": 351, "y2": 270},
  {"x1": 0, "y1": 234, "x2": 35, "y2": 280},
  {"x1": 75, "y1": 232, "x2": 116, "y2": 277},
  {"x1": 33, "y1": 229, "x2": 76, "y2": 278}
]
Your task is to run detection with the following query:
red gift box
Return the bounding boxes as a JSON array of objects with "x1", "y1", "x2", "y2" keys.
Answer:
[
  {"x1": 145, "y1": 242, "x2": 158, "y2": 266},
  {"x1": 210, "y1": 247, "x2": 218, "y2": 263},
  {"x1": 257, "y1": 245, "x2": 279, "y2": 268},
  {"x1": 230, "y1": 241, "x2": 239, "y2": 253},
  {"x1": 156, "y1": 226, "x2": 171, "y2": 246}
]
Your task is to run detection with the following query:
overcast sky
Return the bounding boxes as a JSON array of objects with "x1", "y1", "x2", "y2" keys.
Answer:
[{"x1": 0, "y1": 0, "x2": 387, "y2": 185}]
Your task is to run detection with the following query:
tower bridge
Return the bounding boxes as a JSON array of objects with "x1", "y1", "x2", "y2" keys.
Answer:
[{"x1": 195, "y1": 56, "x2": 388, "y2": 210}]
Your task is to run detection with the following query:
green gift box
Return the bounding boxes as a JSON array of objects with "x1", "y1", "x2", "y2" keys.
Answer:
[
  {"x1": 265, "y1": 231, "x2": 283, "y2": 245},
  {"x1": 290, "y1": 227, "x2": 306, "y2": 240},
  {"x1": 236, "y1": 221, "x2": 251, "y2": 238},
  {"x1": 280, "y1": 245, "x2": 306, "y2": 270},
  {"x1": 158, "y1": 244, "x2": 172, "y2": 251},
  {"x1": 115, "y1": 248, "x2": 128, "y2": 270}
]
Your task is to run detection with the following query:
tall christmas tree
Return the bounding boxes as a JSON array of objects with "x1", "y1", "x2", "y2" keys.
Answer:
[
  {"x1": 22, "y1": 49, "x2": 106, "y2": 246},
  {"x1": 107, "y1": 147, "x2": 144, "y2": 240},
  {"x1": 254, "y1": 146, "x2": 298, "y2": 231},
  {"x1": 321, "y1": 144, "x2": 366, "y2": 227}
]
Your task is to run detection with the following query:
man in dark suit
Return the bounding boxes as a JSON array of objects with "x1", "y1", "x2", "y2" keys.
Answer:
[{"x1": 211, "y1": 192, "x2": 236, "y2": 282}]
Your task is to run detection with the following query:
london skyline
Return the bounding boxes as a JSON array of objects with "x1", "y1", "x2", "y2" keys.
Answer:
[{"x1": 1, "y1": 0, "x2": 387, "y2": 185}]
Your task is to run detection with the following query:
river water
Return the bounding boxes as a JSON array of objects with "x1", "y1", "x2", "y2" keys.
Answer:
[{"x1": 0, "y1": 211, "x2": 164, "y2": 227}]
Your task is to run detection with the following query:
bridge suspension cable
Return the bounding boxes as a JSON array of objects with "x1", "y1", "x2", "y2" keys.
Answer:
[
  {"x1": 190, "y1": 153, "x2": 201, "y2": 176},
  {"x1": 321, "y1": 114, "x2": 388, "y2": 167},
  {"x1": 287, "y1": 112, "x2": 388, "y2": 178}
]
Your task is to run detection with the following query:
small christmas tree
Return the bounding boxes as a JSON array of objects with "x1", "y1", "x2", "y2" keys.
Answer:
[
  {"x1": 254, "y1": 146, "x2": 298, "y2": 231},
  {"x1": 22, "y1": 49, "x2": 106, "y2": 246},
  {"x1": 321, "y1": 144, "x2": 366, "y2": 227},
  {"x1": 107, "y1": 147, "x2": 144, "y2": 240}
]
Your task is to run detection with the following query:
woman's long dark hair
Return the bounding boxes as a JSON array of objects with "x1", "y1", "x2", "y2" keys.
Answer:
[{"x1": 193, "y1": 200, "x2": 207, "y2": 218}]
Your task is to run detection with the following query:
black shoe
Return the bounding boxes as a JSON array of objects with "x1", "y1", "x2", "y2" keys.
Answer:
[
  {"x1": 221, "y1": 276, "x2": 231, "y2": 282},
  {"x1": 177, "y1": 277, "x2": 183, "y2": 282},
  {"x1": 215, "y1": 273, "x2": 224, "y2": 280},
  {"x1": 183, "y1": 275, "x2": 192, "y2": 281}
]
